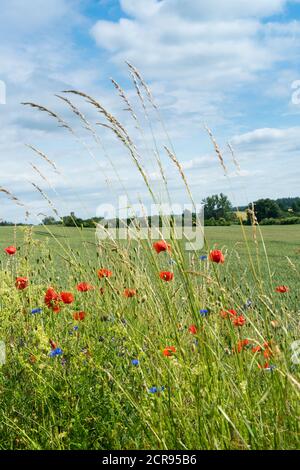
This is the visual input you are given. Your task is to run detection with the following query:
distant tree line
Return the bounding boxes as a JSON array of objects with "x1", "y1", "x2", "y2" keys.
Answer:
[
  {"x1": 0, "y1": 220, "x2": 26, "y2": 226},
  {"x1": 203, "y1": 194, "x2": 300, "y2": 226},
  {"x1": 41, "y1": 213, "x2": 104, "y2": 228},
  {"x1": 1, "y1": 196, "x2": 299, "y2": 227},
  {"x1": 245, "y1": 197, "x2": 300, "y2": 225}
]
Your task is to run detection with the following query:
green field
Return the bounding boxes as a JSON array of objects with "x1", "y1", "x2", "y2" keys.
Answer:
[
  {"x1": 1, "y1": 224, "x2": 299, "y2": 288},
  {"x1": 0, "y1": 224, "x2": 299, "y2": 449}
]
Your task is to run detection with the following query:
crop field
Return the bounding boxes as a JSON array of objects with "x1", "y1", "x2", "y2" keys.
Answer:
[{"x1": 0, "y1": 224, "x2": 299, "y2": 450}]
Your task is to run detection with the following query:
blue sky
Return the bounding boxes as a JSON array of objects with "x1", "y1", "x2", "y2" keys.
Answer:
[{"x1": 1, "y1": 0, "x2": 300, "y2": 222}]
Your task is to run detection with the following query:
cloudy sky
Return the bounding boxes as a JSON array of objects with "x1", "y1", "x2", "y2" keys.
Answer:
[{"x1": 1, "y1": 0, "x2": 300, "y2": 223}]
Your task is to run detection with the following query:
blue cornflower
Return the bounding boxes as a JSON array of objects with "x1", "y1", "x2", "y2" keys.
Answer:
[
  {"x1": 49, "y1": 348, "x2": 63, "y2": 357},
  {"x1": 31, "y1": 308, "x2": 42, "y2": 315},
  {"x1": 265, "y1": 365, "x2": 276, "y2": 372},
  {"x1": 73, "y1": 326, "x2": 79, "y2": 331},
  {"x1": 199, "y1": 309, "x2": 209, "y2": 317},
  {"x1": 148, "y1": 386, "x2": 165, "y2": 394},
  {"x1": 131, "y1": 359, "x2": 139, "y2": 366},
  {"x1": 200, "y1": 255, "x2": 207, "y2": 261}
]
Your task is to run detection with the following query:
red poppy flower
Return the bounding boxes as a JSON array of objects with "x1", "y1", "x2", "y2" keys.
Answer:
[
  {"x1": 252, "y1": 345, "x2": 262, "y2": 353},
  {"x1": 220, "y1": 309, "x2": 237, "y2": 319},
  {"x1": 260, "y1": 342, "x2": 272, "y2": 358},
  {"x1": 5, "y1": 245, "x2": 17, "y2": 255},
  {"x1": 76, "y1": 282, "x2": 94, "y2": 292},
  {"x1": 49, "y1": 339, "x2": 57, "y2": 350},
  {"x1": 73, "y1": 311, "x2": 86, "y2": 321},
  {"x1": 163, "y1": 346, "x2": 176, "y2": 357},
  {"x1": 209, "y1": 249, "x2": 225, "y2": 264},
  {"x1": 15, "y1": 277, "x2": 29, "y2": 290},
  {"x1": 44, "y1": 287, "x2": 61, "y2": 312},
  {"x1": 275, "y1": 285, "x2": 289, "y2": 293},
  {"x1": 188, "y1": 324, "x2": 198, "y2": 335},
  {"x1": 263, "y1": 349, "x2": 272, "y2": 359},
  {"x1": 97, "y1": 269, "x2": 113, "y2": 279},
  {"x1": 258, "y1": 362, "x2": 270, "y2": 369},
  {"x1": 159, "y1": 271, "x2": 174, "y2": 282},
  {"x1": 232, "y1": 315, "x2": 246, "y2": 327},
  {"x1": 123, "y1": 288, "x2": 136, "y2": 298},
  {"x1": 153, "y1": 240, "x2": 171, "y2": 254},
  {"x1": 60, "y1": 292, "x2": 74, "y2": 304},
  {"x1": 236, "y1": 339, "x2": 250, "y2": 353}
]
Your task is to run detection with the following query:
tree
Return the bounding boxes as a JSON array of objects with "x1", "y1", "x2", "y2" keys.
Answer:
[
  {"x1": 42, "y1": 216, "x2": 58, "y2": 225},
  {"x1": 202, "y1": 193, "x2": 233, "y2": 221},
  {"x1": 249, "y1": 199, "x2": 281, "y2": 223},
  {"x1": 62, "y1": 213, "x2": 83, "y2": 227}
]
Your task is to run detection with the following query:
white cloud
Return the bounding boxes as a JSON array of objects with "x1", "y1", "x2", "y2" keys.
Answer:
[
  {"x1": 119, "y1": 0, "x2": 290, "y2": 20},
  {"x1": 1, "y1": 0, "x2": 300, "y2": 222},
  {"x1": 90, "y1": 0, "x2": 300, "y2": 132},
  {"x1": 159, "y1": 0, "x2": 288, "y2": 19},
  {"x1": 231, "y1": 126, "x2": 300, "y2": 148}
]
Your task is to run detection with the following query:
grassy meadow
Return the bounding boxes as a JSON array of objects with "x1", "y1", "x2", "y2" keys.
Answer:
[
  {"x1": 0, "y1": 223, "x2": 299, "y2": 450},
  {"x1": 0, "y1": 65, "x2": 299, "y2": 451}
]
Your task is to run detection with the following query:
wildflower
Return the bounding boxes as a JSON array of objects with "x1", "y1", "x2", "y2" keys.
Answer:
[
  {"x1": 275, "y1": 285, "x2": 289, "y2": 293},
  {"x1": 264, "y1": 364, "x2": 276, "y2": 372},
  {"x1": 220, "y1": 309, "x2": 237, "y2": 319},
  {"x1": 258, "y1": 361, "x2": 275, "y2": 370},
  {"x1": 199, "y1": 309, "x2": 208, "y2": 317},
  {"x1": 15, "y1": 277, "x2": 29, "y2": 290},
  {"x1": 97, "y1": 269, "x2": 112, "y2": 279},
  {"x1": 131, "y1": 359, "x2": 139, "y2": 366},
  {"x1": 76, "y1": 282, "x2": 94, "y2": 292},
  {"x1": 73, "y1": 326, "x2": 79, "y2": 331},
  {"x1": 169, "y1": 259, "x2": 177, "y2": 265},
  {"x1": 153, "y1": 240, "x2": 171, "y2": 254},
  {"x1": 149, "y1": 386, "x2": 165, "y2": 394},
  {"x1": 49, "y1": 347, "x2": 63, "y2": 357},
  {"x1": 60, "y1": 292, "x2": 74, "y2": 304},
  {"x1": 232, "y1": 315, "x2": 246, "y2": 327},
  {"x1": 209, "y1": 249, "x2": 225, "y2": 264},
  {"x1": 5, "y1": 245, "x2": 17, "y2": 255},
  {"x1": 31, "y1": 308, "x2": 42, "y2": 315},
  {"x1": 252, "y1": 345, "x2": 262, "y2": 353},
  {"x1": 123, "y1": 288, "x2": 136, "y2": 298},
  {"x1": 262, "y1": 342, "x2": 273, "y2": 359},
  {"x1": 159, "y1": 271, "x2": 174, "y2": 282},
  {"x1": 244, "y1": 299, "x2": 252, "y2": 309},
  {"x1": 236, "y1": 339, "x2": 250, "y2": 353},
  {"x1": 49, "y1": 339, "x2": 57, "y2": 350},
  {"x1": 163, "y1": 346, "x2": 176, "y2": 357},
  {"x1": 44, "y1": 288, "x2": 61, "y2": 312},
  {"x1": 263, "y1": 349, "x2": 272, "y2": 359},
  {"x1": 200, "y1": 255, "x2": 208, "y2": 261},
  {"x1": 188, "y1": 324, "x2": 198, "y2": 335},
  {"x1": 73, "y1": 311, "x2": 86, "y2": 321}
]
